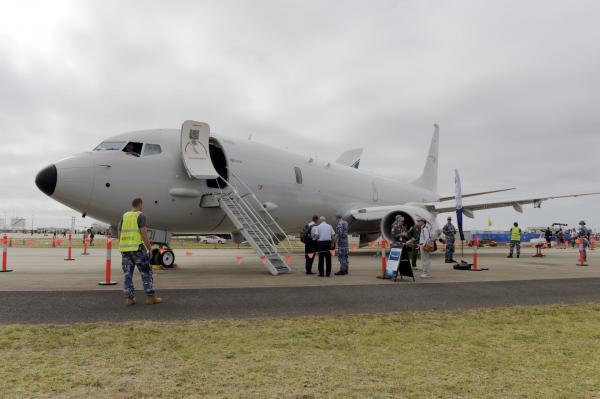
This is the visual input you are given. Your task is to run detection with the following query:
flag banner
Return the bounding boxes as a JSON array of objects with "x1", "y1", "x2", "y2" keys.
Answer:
[
  {"x1": 236, "y1": 256, "x2": 243, "y2": 265},
  {"x1": 455, "y1": 169, "x2": 465, "y2": 241},
  {"x1": 260, "y1": 256, "x2": 268, "y2": 265},
  {"x1": 284, "y1": 255, "x2": 292, "y2": 265}
]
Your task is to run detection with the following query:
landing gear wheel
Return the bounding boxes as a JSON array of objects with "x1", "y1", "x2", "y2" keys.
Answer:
[
  {"x1": 151, "y1": 248, "x2": 161, "y2": 265},
  {"x1": 160, "y1": 250, "x2": 175, "y2": 268}
]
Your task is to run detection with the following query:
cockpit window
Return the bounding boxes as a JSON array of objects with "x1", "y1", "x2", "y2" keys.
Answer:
[
  {"x1": 122, "y1": 142, "x2": 143, "y2": 157},
  {"x1": 142, "y1": 144, "x2": 162, "y2": 156},
  {"x1": 93, "y1": 141, "x2": 126, "y2": 151}
]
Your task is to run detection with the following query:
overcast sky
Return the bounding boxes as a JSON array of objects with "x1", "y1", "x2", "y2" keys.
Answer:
[{"x1": 1, "y1": 0, "x2": 599, "y2": 231}]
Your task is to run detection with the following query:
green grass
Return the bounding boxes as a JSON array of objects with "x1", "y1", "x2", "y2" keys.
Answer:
[{"x1": 1, "y1": 304, "x2": 600, "y2": 398}]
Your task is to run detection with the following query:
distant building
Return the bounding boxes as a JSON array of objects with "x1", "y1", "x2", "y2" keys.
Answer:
[{"x1": 10, "y1": 217, "x2": 26, "y2": 231}]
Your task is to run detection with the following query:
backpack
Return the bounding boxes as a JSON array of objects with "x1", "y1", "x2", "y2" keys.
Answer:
[{"x1": 300, "y1": 224, "x2": 313, "y2": 244}]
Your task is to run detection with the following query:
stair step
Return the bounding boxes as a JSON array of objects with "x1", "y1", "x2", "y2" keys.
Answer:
[{"x1": 220, "y1": 190, "x2": 291, "y2": 275}]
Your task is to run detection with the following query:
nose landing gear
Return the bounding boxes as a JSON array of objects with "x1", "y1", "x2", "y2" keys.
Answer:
[{"x1": 151, "y1": 244, "x2": 175, "y2": 268}]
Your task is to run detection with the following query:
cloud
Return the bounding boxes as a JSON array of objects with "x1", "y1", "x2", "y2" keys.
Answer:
[{"x1": 0, "y1": 0, "x2": 599, "y2": 230}]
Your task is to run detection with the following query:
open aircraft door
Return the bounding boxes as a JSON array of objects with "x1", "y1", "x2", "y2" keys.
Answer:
[{"x1": 180, "y1": 120, "x2": 220, "y2": 179}]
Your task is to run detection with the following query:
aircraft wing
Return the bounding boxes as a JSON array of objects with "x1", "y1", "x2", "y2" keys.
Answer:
[
  {"x1": 425, "y1": 192, "x2": 600, "y2": 217},
  {"x1": 335, "y1": 148, "x2": 363, "y2": 169}
]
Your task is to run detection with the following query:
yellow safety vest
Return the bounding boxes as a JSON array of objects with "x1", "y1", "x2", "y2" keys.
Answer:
[
  {"x1": 119, "y1": 211, "x2": 143, "y2": 252},
  {"x1": 510, "y1": 227, "x2": 521, "y2": 241}
]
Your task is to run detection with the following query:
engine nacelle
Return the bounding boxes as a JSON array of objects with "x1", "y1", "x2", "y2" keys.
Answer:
[{"x1": 379, "y1": 205, "x2": 441, "y2": 243}]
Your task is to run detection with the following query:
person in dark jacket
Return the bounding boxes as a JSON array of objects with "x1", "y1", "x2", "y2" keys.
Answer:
[
  {"x1": 303, "y1": 215, "x2": 319, "y2": 274},
  {"x1": 544, "y1": 227, "x2": 553, "y2": 249},
  {"x1": 405, "y1": 222, "x2": 422, "y2": 268}
]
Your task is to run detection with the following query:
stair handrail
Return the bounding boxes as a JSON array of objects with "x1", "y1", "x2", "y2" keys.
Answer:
[
  {"x1": 225, "y1": 168, "x2": 294, "y2": 255},
  {"x1": 213, "y1": 178, "x2": 280, "y2": 251}
]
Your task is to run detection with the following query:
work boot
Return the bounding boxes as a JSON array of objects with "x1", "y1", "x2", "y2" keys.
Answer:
[
  {"x1": 125, "y1": 298, "x2": 136, "y2": 306},
  {"x1": 146, "y1": 295, "x2": 163, "y2": 305}
]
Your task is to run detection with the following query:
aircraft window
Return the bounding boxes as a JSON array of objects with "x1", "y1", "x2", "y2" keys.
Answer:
[
  {"x1": 294, "y1": 166, "x2": 303, "y2": 184},
  {"x1": 93, "y1": 141, "x2": 126, "y2": 151},
  {"x1": 142, "y1": 144, "x2": 162, "y2": 156},
  {"x1": 122, "y1": 142, "x2": 143, "y2": 157}
]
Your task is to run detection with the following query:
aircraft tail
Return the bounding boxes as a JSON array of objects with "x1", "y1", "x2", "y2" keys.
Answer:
[
  {"x1": 335, "y1": 148, "x2": 363, "y2": 169},
  {"x1": 412, "y1": 124, "x2": 439, "y2": 193}
]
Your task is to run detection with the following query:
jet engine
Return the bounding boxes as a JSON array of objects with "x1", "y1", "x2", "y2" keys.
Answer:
[{"x1": 379, "y1": 205, "x2": 440, "y2": 243}]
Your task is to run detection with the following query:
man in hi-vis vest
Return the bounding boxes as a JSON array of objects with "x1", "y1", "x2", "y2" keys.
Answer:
[
  {"x1": 118, "y1": 198, "x2": 162, "y2": 305},
  {"x1": 507, "y1": 222, "x2": 522, "y2": 258}
]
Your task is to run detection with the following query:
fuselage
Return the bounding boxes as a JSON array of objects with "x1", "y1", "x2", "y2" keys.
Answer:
[{"x1": 36, "y1": 129, "x2": 439, "y2": 234}]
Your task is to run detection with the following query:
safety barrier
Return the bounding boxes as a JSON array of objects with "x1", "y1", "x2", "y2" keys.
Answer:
[
  {"x1": 469, "y1": 236, "x2": 488, "y2": 271},
  {"x1": 64, "y1": 233, "x2": 75, "y2": 261},
  {"x1": 376, "y1": 239, "x2": 389, "y2": 279},
  {"x1": 1, "y1": 234, "x2": 13, "y2": 272},
  {"x1": 591, "y1": 236, "x2": 596, "y2": 251},
  {"x1": 577, "y1": 237, "x2": 588, "y2": 266},
  {"x1": 81, "y1": 233, "x2": 90, "y2": 255},
  {"x1": 98, "y1": 236, "x2": 117, "y2": 285}
]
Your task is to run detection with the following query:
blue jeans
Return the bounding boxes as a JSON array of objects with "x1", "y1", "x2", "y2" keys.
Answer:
[{"x1": 121, "y1": 245, "x2": 155, "y2": 299}]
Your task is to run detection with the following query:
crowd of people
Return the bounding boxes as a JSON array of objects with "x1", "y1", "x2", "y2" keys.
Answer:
[
  {"x1": 544, "y1": 225, "x2": 592, "y2": 249},
  {"x1": 301, "y1": 214, "x2": 349, "y2": 277},
  {"x1": 508, "y1": 221, "x2": 593, "y2": 259},
  {"x1": 301, "y1": 213, "x2": 445, "y2": 279},
  {"x1": 301, "y1": 214, "x2": 596, "y2": 280}
]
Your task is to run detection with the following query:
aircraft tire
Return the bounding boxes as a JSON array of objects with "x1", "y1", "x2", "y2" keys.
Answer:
[
  {"x1": 160, "y1": 250, "x2": 175, "y2": 268},
  {"x1": 151, "y1": 248, "x2": 161, "y2": 265}
]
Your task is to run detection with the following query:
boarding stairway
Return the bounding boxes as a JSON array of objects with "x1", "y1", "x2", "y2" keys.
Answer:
[{"x1": 216, "y1": 170, "x2": 293, "y2": 275}]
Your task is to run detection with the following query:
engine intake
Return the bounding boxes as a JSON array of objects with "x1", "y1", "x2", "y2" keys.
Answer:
[{"x1": 380, "y1": 211, "x2": 416, "y2": 243}]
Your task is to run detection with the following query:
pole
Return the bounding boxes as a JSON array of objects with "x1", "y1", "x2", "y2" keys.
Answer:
[
  {"x1": 64, "y1": 233, "x2": 75, "y2": 261},
  {"x1": 98, "y1": 236, "x2": 117, "y2": 285},
  {"x1": 81, "y1": 233, "x2": 89, "y2": 255},
  {"x1": 1, "y1": 234, "x2": 13, "y2": 272},
  {"x1": 376, "y1": 239, "x2": 390, "y2": 279},
  {"x1": 577, "y1": 237, "x2": 588, "y2": 266},
  {"x1": 473, "y1": 237, "x2": 478, "y2": 271}
]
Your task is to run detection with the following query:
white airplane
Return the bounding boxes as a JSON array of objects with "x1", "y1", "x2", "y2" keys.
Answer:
[{"x1": 35, "y1": 121, "x2": 598, "y2": 273}]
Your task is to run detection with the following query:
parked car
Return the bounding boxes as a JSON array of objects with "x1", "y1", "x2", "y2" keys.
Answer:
[{"x1": 199, "y1": 235, "x2": 227, "y2": 244}]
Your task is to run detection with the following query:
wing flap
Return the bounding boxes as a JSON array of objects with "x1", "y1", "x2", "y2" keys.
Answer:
[{"x1": 438, "y1": 188, "x2": 516, "y2": 202}]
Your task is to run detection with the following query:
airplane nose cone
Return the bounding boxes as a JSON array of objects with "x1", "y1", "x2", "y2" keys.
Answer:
[{"x1": 35, "y1": 164, "x2": 57, "y2": 196}]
